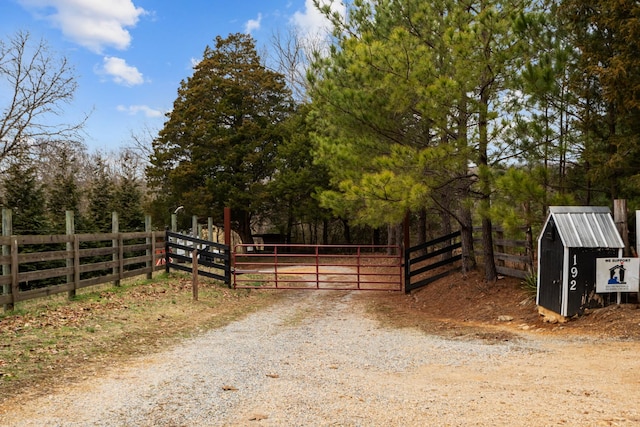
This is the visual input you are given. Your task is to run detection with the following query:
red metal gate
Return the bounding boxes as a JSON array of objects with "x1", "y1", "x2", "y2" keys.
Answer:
[{"x1": 233, "y1": 244, "x2": 403, "y2": 291}]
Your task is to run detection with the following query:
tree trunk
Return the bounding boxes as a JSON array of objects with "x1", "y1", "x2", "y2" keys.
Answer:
[
  {"x1": 418, "y1": 208, "x2": 427, "y2": 245},
  {"x1": 439, "y1": 203, "x2": 453, "y2": 259},
  {"x1": 459, "y1": 205, "x2": 476, "y2": 273},
  {"x1": 286, "y1": 207, "x2": 293, "y2": 244},
  {"x1": 322, "y1": 218, "x2": 329, "y2": 245},
  {"x1": 342, "y1": 219, "x2": 351, "y2": 245},
  {"x1": 479, "y1": 84, "x2": 497, "y2": 282},
  {"x1": 234, "y1": 210, "x2": 254, "y2": 246},
  {"x1": 481, "y1": 217, "x2": 496, "y2": 282},
  {"x1": 372, "y1": 227, "x2": 381, "y2": 246}
]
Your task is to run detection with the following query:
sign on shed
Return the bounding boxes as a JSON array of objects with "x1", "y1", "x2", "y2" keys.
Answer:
[
  {"x1": 537, "y1": 206, "x2": 625, "y2": 318},
  {"x1": 596, "y1": 258, "x2": 639, "y2": 293}
]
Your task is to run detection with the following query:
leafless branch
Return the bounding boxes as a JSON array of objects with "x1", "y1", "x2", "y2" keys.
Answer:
[{"x1": 0, "y1": 30, "x2": 86, "y2": 168}]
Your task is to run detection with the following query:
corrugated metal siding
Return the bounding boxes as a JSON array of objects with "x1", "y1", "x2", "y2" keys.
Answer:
[{"x1": 549, "y1": 206, "x2": 624, "y2": 249}]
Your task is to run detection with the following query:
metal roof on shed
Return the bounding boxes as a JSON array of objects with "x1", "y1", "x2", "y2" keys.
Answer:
[{"x1": 548, "y1": 206, "x2": 624, "y2": 248}]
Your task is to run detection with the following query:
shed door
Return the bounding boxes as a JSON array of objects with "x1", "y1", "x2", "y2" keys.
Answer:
[{"x1": 538, "y1": 225, "x2": 563, "y2": 314}]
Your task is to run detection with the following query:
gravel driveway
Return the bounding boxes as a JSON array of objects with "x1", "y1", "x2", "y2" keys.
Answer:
[{"x1": 3, "y1": 291, "x2": 640, "y2": 426}]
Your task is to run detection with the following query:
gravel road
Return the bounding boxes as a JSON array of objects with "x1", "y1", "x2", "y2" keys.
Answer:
[{"x1": 2, "y1": 291, "x2": 640, "y2": 426}]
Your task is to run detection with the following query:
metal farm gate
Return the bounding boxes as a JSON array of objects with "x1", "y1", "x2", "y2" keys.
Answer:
[{"x1": 233, "y1": 244, "x2": 403, "y2": 291}]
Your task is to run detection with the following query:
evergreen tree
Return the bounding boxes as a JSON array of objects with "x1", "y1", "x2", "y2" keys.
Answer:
[
  {"x1": 45, "y1": 148, "x2": 82, "y2": 233},
  {"x1": 148, "y1": 33, "x2": 294, "y2": 243},
  {"x1": 114, "y1": 150, "x2": 145, "y2": 232},
  {"x1": 308, "y1": 0, "x2": 537, "y2": 280},
  {"x1": 85, "y1": 153, "x2": 115, "y2": 232},
  {"x1": 265, "y1": 104, "x2": 331, "y2": 243},
  {"x1": 560, "y1": 0, "x2": 640, "y2": 203},
  {"x1": 1, "y1": 157, "x2": 48, "y2": 234}
]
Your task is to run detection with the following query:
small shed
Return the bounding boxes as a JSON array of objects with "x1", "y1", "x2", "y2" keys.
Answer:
[{"x1": 537, "y1": 206, "x2": 624, "y2": 317}]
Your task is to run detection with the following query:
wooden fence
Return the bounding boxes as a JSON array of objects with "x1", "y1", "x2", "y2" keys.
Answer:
[
  {"x1": 0, "y1": 231, "x2": 165, "y2": 310},
  {"x1": 474, "y1": 228, "x2": 534, "y2": 279},
  {"x1": 405, "y1": 231, "x2": 462, "y2": 293},
  {"x1": 165, "y1": 231, "x2": 231, "y2": 284}
]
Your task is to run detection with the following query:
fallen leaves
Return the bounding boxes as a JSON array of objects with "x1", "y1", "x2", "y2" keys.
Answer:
[{"x1": 0, "y1": 276, "x2": 283, "y2": 406}]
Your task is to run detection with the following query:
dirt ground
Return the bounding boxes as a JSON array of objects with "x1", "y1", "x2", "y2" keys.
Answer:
[
  {"x1": 2, "y1": 270, "x2": 640, "y2": 426},
  {"x1": 364, "y1": 269, "x2": 640, "y2": 342},
  {"x1": 0, "y1": 272, "x2": 640, "y2": 426}
]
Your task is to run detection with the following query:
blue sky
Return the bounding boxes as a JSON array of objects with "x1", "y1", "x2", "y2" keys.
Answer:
[{"x1": 1, "y1": 0, "x2": 341, "y2": 153}]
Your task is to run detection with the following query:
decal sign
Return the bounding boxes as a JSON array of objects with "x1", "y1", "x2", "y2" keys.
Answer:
[{"x1": 596, "y1": 258, "x2": 639, "y2": 293}]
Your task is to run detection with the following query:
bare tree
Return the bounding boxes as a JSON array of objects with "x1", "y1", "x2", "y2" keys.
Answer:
[
  {"x1": 125, "y1": 123, "x2": 158, "y2": 166},
  {"x1": 0, "y1": 31, "x2": 86, "y2": 168},
  {"x1": 268, "y1": 26, "x2": 330, "y2": 102}
]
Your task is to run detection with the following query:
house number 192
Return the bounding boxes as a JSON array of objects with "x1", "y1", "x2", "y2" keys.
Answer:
[{"x1": 570, "y1": 254, "x2": 578, "y2": 291}]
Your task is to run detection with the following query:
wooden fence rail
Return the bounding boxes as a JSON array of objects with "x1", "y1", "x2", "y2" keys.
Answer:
[
  {"x1": 474, "y1": 227, "x2": 534, "y2": 279},
  {"x1": 0, "y1": 231, "x2": 165, "y2": 310},
  {"x1": 405, "y1": 230, "x2": 462, "y2": 293}
]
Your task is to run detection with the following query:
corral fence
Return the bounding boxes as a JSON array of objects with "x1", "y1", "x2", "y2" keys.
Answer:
[
  {"x1": 1, "y1": 206, "x2": 535, "y2": 311},
  {"x1": 0, "y1": 231, "x2": 165, "y2": 310},
  {"x1": 404, "y1": 230, "x2": 462, "y2": 293},
  {"x1": 164, "y1": 231, "x2": 231, "y2": 285}
]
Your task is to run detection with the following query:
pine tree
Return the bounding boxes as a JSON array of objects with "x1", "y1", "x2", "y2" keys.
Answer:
[
  {"x1": 560, "y1": 0, "x2": 640, "y2": 203},
  {"x1": 2, "y1": 158, "x2": 48, "y2": 234},
  {"x1": 308, "y1": 0, "x2": 537, "y2": 280},
  {"x1": 45, "y1": 149, "x2": 82, "y2": 233},
  {"x1": 114, "y1": 151, "x2": 145, "y2": 232},
  {"x1": 86, "y1": 154, "x2": 115, "y2": 232}
]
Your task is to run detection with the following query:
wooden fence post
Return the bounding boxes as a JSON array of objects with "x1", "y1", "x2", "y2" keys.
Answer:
[
  {"x1": 525, "y1": 226, "x2": 534, "y2": 274},
  {"x1": 495, "y1": 228, "x2": 505, "y2": 271},
  {"x1": 614, "y1": 199, "x2": 630, "y2": 256},
  {"x1": 192, "y1": 249, "x2": 198, "y2": 301},
  {"x1": 192, "y1": 215, "x2": 198, "y2": 266},
  {"x1": 403, "y1": 212, "x2": 410, "y2": 293},
  {"x1": 208, "y1": 217, "x2": 213, "y2": 242},
  {"x1": 2, "y1": 208, "x2": 13, "y2": 312},
  {"x1": 145, "y1": 215, "x2": 152, "y2": 280},
  {"x1": 74, "y1": 235, "x2": 80, "y2": 292},
  {"x1": 112, "y1": 212, "x2": 120, "y2": 287},
  {"x1": 11, "y1": 237, "x2": 18, "y2": 306},
  {"x1": 165, "y1": 228, "x2": 171, "y2": 274},
  {"x1": 66, "y1": 210, "x2": 76, "y2": 300},
  {"x1": 119, "y1": 234, "x2": 124, "y2": 282},
  {"x1": 192, "y1": 215, "x2": 198, "y2": 238},
  {"x1": 171, "y1": 213, "x2": 177, "y2": 232}
]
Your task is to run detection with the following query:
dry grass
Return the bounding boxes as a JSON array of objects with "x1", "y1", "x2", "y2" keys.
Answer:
[{"x1": 0, "y1": 272, "x2": 283, "y2": 404}]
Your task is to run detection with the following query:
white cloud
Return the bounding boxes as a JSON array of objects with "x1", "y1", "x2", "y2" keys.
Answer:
[
  {"x1": 291, "y1": 0, "x2": 344, "y2": 39},
  {"x1": 117, "y1": 104, "x2": 163, "y2": 118},
  {"x1": 190, "y1": 57, "x2": 201, "y2": 69},
  {"x1": 19, "y1": 0, "x2": 146, "y2": 53},
  {"x1": 100, "y1": 56, "x2": 144, "y2": 86},
  {"x1": 244, "y1": 13, "x2": 262, "y2": 34}
]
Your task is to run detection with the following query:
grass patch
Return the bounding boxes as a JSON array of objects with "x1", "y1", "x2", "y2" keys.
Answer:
[
  {"x1": 0, "y1": 272, "x2": 283, "y2": 404},
  {"x1": 281, "y1": 307, "x2": 313, "y2": 327},
  {"x1": 520, "y1": 272, "x2": 538, "y2": 297}
]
